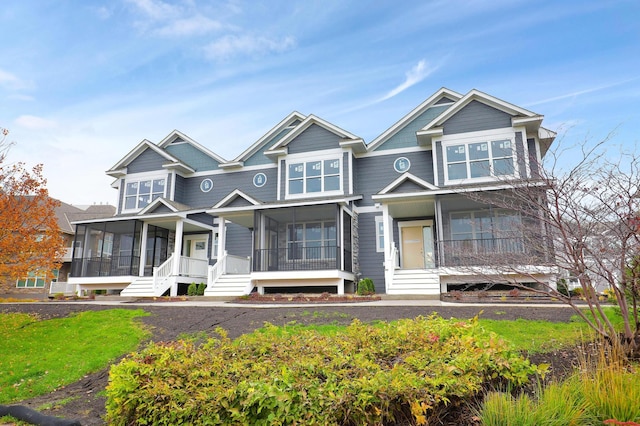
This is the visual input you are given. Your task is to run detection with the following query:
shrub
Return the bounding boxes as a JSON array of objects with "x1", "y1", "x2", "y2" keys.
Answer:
[
  {"x1": 556, "y1": 279, "x2": 570, "y2": 297},
  {"x1": 106, "y1": 315, "x2": 544, "y2": 425},
  {"x1": 570, "y1": 287, "x2": 583, "y2": 298},
  {"x1": 508, "y1": 288, "x2": 521, "y2": 298},
  {"x1": 357, "y1": 277, "x2": 375, "y2": 295},
  {"x1": 197, "y1": 282, "x2": 206, "y2": 296},
  {"x1": 187, "y1": 282, "x2": 197, "y2": 296}
]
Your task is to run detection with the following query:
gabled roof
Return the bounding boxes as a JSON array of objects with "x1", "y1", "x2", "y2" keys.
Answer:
[
  {"x1": 213, "y1": 189, "x2": 262, "y2": 209},
  {"x1": 158, "y1": 130, "x2": 228, "y2": 164},
  {"x1": 416, "y1": 89, "x2": 545, "y2": 145},
  {"x1": 221, "y1": 112, "x2": 307, "y2": 169},
  {"x1": 367, "y1": 87, "x2": 463, "y2": 152},
  {"x1": 264, "y1": 114, "x2": 365, "y2": 158},
  {"x1": 106, "y1": 139, "x2": 193, "y2": 178},
  {"x1": 138, "y1": 197, "x2": 191, "y2": 215},
  {"x1": 377, "y1": 172, "x2": 440, "y2": 195}
]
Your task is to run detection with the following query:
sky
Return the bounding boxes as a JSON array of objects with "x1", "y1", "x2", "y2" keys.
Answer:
[{"x1": 1, "y1": 0, "x2": 639, "y2": 207}]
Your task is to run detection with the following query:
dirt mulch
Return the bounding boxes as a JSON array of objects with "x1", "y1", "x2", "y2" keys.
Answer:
[{"x1": 1, "y1": 302, "x2": 579, "y2": 425}]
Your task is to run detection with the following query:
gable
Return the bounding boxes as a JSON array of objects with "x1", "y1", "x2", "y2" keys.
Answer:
[
  {"x1": 373, "y1": 105, "x2": 450, "y2": 151},
  {"x1": 244, "y1": 124, "x2": 298, "y2": 167},
  {"x1": 392, "y1": 180, "x2": 427, "y2": 193},
  {"x1": 442, "y1": 100, "x2": 513, "y2": 135},
  {"x1": 435, "y1": 96, "x2": 457, "y2": 105},
  {"x1": 287, "y1": 124, "x2": 342, "y2": 154},
  {"x1": 165, "y1": 143, "x2": 221, "y2": 171},
  {"x1": 226, "y1": 196, "x2": 255, "y2": 208},
  {"x1": 127, "y1": 147, "x2": 169, "y2": 173}
]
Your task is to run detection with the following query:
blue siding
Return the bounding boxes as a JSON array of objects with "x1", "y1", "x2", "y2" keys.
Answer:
[
  {"x1": 226, "y1": 224, "x2": 252, "y2": 257},
  {"x1": 287, "y1": 124, "x2": 341, "y2": 154},
  {"x1": 515, "y1": 132, "x2": 526, "y2": 177},
  {"x1": 176, "y1": 168, "x2": 277, "y2": 208},
  {"x1": 528, "y1": 138, "x2": 539, "y2": 178},
  {"x1": 357, "y1": 212, "x2": 385, "y2": 293},
  {"x1": 355, "y1": 151, "x2": 435, "y2": 206},
  {"x1": 435, "y1": 141, "x2": 444, "y2": 186},
  {"x1": 127, "y1": 148, "x2": 166, "y2": 173},
  {"x1": 165, "y1": 144, "x2": 220, "y2": 171},
  {"x1": 374, "y1": 105, "x2": 449, "y2": 151},
  {"x1": 244, "y1": 127, "x2": 294, "y2": 167},
  {"x1": 443, "y1": 101, "x2": 512, "y2": 135}
]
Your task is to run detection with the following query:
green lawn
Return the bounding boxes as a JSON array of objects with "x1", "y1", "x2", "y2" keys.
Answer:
[{"x1": 0, "y1": 309, "x2": 149, "y2": 403}]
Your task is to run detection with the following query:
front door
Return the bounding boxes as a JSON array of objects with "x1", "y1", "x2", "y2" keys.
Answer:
[
  {"x1": 399, "y1": 221, "x2": 435, "y2": 269},
  {"x1": 185, "y1": 237, "x2": 208, "y2": 260}
]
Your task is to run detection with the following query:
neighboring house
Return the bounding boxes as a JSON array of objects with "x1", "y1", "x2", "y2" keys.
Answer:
[
  {"x1": 69, "y1": 88, "x2": 557, "y2": 297},
  {"x1": 11, "y1": 201, "x2": 115, "y2": 295}
]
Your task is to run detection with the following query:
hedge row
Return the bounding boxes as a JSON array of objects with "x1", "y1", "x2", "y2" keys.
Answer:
[{"x1": 106, "y1": 315, "x2": 544, "y2": 425}]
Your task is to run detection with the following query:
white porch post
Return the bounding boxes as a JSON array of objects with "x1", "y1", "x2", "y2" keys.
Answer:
[
  {"x1": 217, "y1": 217, "x2": 227, "y2": 260},
  {"x1": 139, "y1": 222, "x2": 149, "y2": 277},
  {"x1": 382, "y1": 203, "x2": 393, "y2": 292},
  {"x1": 171, "y1": 219, "x2": 184, "y2": 296}
]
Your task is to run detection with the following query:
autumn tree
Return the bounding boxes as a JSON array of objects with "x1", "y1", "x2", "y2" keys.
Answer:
[
  {"x1": 0, "y1": 127, "x2": 65, "y2": 291},
  {"x1": 457, "y1": 136, "x2": 640, "y2": 356}
]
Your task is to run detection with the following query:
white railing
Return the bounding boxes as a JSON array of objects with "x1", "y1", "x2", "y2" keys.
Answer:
[
  {"x1": 384, "y1": 245, "x2": 399, "y2": 293},
  {"x1": 49, "y1": 282, "x2": 77, "y2": 295},
  {"x1": 207, "y1": 251, "x2": 251, "y2": 289},
  {"x1": 153, "y1": 254, "x2": 175, "y2": 293},
  {"x1": 179, "y1": 256, "x2": 208, "y2": 278}
]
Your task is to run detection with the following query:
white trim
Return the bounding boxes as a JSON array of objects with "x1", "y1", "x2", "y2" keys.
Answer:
[
  {"x1": 253, "y1": 172, "x2": 267, "y2": 188},
  {"x1": 393, "y1": 157, "x2": 411, "y2": 173},
  {"x1": 158, "y1": 130, "x2": 228, "y2": 164},
  {"x1": 398, "y1": 219, "x2": 434, "y2": 269},
  {"x1": 348, "y1": 152, "x2": 354, "y2": 194},
  {"x1": 378, "y1": 172, "x2": 439, "y2": 195},
  {"x1": 354, "y1": 205, "x2": 380, "y2": 214},
  {"x1": 121, "y1": 171, "x2": 170, "y2": 214},
  {"x1": 374, "y1": 216, "x2": 385, "y2": 253},
  {"x1": 213, "y1": 189, "x2": 262, "y2": 209},
  {"x1": 356, "y1": 145, "x2": 431, "y2": 159},
  {"x1": 284, "y1": 150, "x2": 344, "y2": 200}
]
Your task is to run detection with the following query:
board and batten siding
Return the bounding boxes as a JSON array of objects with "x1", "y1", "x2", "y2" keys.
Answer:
[
  {"x1": 286, "y1": 124, "x2": 342, "y2": 155},
  {"x1": 354, "y1": 150, "x2": 435, "y2": 206},
  {"x1": 127, "y1": 148, "x2": 167, "y2": 174},
  {"x1": 442, "y1": 101, "x2": 512, "y2": 135}
]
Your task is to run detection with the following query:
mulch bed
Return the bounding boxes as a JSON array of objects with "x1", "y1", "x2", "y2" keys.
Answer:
[{"x1": 1, "y1": 302, "x2": 579, "y2": 425}]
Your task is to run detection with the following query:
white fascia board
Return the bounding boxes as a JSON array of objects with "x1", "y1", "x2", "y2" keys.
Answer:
[
  {"x1": 378, "y1": 172, "x2": 439, "y2": 195},
  {"x1": 339, "y1": 138, "x2": 367, "y2": 153},
  {"x1": 219, "y1": 161, "x2": 244, "y2": 169},
  {"x1": 367, "y1": 87, "x2": 463, "y2": 152},
  {"x1": 266, "y1": 114, "x2": 361, "y2": 153},
  {"x1": 213, "y1": 189, "x2": 262, "y2": 209},
  {"x1": 138, "y1": 198, "x2": 179, "y2": 215},
  {"x1": 210, "y1": 195, "x2": 363, "y2": 215},
  {"x1": 162, "y1": 162, "x2": 196, "y2": 174},
  {"x1": 158, "y1": 129, "x2": 229, "y2": 164},
  {"x1": 371, "y1": 180, "x2": 547, "y2": 201},
  {"x1": 107, "y1": 140, "x2": 178, "y2": 173},
  {"x1": 106, "y1": 168, "x2": 128, "y2": 179}
]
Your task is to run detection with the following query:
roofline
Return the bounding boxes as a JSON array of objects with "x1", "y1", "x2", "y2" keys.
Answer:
[{"x1": 158, "y1": 130, "x2": 228, "y2": 164}]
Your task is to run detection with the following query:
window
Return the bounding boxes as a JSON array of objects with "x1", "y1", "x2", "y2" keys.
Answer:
[
  {"x1": 287, "y1": 221, "x2": 337, "y2": 260},
  {"x1": 375, "y1": 216, "x2": 385, "y2": 252},
  {"x1": 287, "y1": 158, "x2": 341, "y2": 196},
  {"x1": 445, "y1": 139, "x2": 515, "y2": 182},
  {"x1": 124, "y1": 178, "x2": 166, "y2": 210},
  {"x1": 16, "y1": 270, "x2": 58, "y2": 288},
  {"x1": 450, "y1": 210, "x2": 522, "y2": 242}
]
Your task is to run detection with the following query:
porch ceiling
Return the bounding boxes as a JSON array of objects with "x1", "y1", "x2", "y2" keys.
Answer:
[{"x1": 385, "y1": 199, "x2": 435, "y2": 219}]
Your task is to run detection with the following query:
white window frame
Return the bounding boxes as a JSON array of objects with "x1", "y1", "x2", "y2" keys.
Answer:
[
  {"x1": 286, "y1": 221, "x2": 337, "y2": 261},
  {"x1": 284, "y1": 151, "x2": 343, "y2": 199},
  {"x1": 440, "y1": 129, "x2": 518, "y2": 185},
  {"x1": 375, "y1": 216, "x2": 385, "y2": 253},
  {"x1": 121, "y1": 172, "x2": 168, "y2": 213},
  {"x1": 16, "y1": 269, "x2": 58, "y2": 288}
]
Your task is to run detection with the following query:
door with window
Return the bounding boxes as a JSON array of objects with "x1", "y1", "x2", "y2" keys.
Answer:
[
  {"x1": 399, "y1": 221, "x2": 435, "y2": 269},
  {"x1": 185, "y1": 236, "x2": 208, "y2": 260}
]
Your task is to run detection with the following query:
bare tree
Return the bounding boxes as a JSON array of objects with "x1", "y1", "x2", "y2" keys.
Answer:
[{"x1": 457, "y1": 136, "x2": 640, "y2": 356}]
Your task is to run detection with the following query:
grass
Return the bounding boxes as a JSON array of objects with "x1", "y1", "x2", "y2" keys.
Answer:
[{"x1": 0, "y1": 309, "x2": 150, "y2": 403}]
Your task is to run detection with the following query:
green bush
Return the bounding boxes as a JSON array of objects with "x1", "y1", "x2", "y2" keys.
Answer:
[
  {"x1": 556, "y1": 279, "x2": 570, "y2": 297},
  {"x1": 197, "y1": 282, "x2": 206, "y2": 296},
  {"x1": 187, "y1": 282, "x2": 198, "y2": 296},
  {"x1": 357, "y1": 277, "x2": 375, "y2": 295},
  {"x1": 106, "y1": 315, "x2": 544, "y2": 425}
]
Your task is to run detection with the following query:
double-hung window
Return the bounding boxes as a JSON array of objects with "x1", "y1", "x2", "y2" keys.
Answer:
[
  {"x1": 287, "y1": 158, "x2": 341, "y2": 197},
  {"x1": 445, "y1": 137, "x2": 515, "y2": 182},
  {"x1": 124, "y1": 177, "x2": 166, "y2": 211}
]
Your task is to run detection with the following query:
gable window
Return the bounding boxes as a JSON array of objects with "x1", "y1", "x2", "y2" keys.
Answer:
[
  {"x1": 287, "y1": 221, "x2": 337, "y2": 260},
  {"x1": 287, "y1": 158, "x2": 341, "y2": 196},
  {"x1": 124, "y1": 177, "x2": 166, "y2": 210},
  {"x1": 445, "y1": 138, "x2": 515, "y2": 182}
]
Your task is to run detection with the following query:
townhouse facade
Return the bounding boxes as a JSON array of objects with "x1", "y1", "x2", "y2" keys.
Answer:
[{"x1": 69, "y1": 88, "x2": 557, "y2": 297}]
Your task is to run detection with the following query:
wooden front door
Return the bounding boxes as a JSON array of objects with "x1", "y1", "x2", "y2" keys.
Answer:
[{"x1": 400, "y1": 221, "x2": 435, "y2": 269}]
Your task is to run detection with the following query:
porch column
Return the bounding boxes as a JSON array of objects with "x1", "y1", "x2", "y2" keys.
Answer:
[
  {"x1": 139, "y1": 222, "x2": 149, "y2": 277},
  {"x1": 173, "y1": 219, "x2": 184, "y2": 276},
  {"x1": 381, "y1": 203, "x2": 393, "y2": 293},
  {"x1": 217, "y1": 217, "x2": 227, "y2": 260}
]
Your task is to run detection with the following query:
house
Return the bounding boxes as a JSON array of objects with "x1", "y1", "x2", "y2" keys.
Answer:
[
  {"x1": 69, "y1": 88, "x2": 557, "y2": 297},
  {"x1": 11, "y1": 201, "x2": 115, "y2": 295}
]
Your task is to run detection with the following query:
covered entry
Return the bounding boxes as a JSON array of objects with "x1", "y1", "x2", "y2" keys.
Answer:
[{"x1": 399, "y1": 220, "x2": 435, "y2": 269}]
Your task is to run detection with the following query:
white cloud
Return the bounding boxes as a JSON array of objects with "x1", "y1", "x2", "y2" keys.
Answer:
[
  {"x1": 156, "y1": 15, "x2": 224, "y2": 37},
  {"x1": 203, "y1": 34, "x2": 296, "y2": 60},
  {"x1": 14, "y1": 115, "x2": 58, "y2": 130},
  {"x1": 126, "y1": 0, "x2": 178, "y2": 21},
  {"x1": 379, "y1": 60, "x2": 434, "y2": 102},
  {"x1": 0, "y1": 68, "x2": 34, "y2": 91}
]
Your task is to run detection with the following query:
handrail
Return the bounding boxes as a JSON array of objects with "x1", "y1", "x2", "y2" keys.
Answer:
[
  {"x1": 207, "y1": 252, "x2": 251, "y2": 289},
  {"x1": 153, "y1": 253, "x2": 174, "y2": 292},
  {"x1": 208, "y1": 252, "x2": 227, "y2": 289}
]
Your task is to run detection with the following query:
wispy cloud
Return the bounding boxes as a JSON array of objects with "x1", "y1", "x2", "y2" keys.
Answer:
[
  {"x1": 155, "y1": 15, "x2": 224, "y2": 37},
  {"x1": 203, "y1": 35, "x2": 296, "y2": 61},
  {"x1": 15, "y1": 115, "x2": 57, "y2": 130},
  {"x1": 524, "y1": 77, "x2": 640, "y2": 107},
  {"x1": 126, "y1": 0, "x2": 178, "y2": 21},
  {"x1": 378, "y1": 60, "x2": 435, "y2": 102},
  {"x1": 0, "y1": 68, "x2": 34, "y2": 91}
]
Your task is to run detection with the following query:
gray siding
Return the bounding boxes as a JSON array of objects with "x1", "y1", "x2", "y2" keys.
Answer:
[
  {"x1": 374, "y1": 105, "x2": 449, "y2": 151},
  {"x1": 528, "y1": 138, "x2": 540, "y2": 178},
  {"x1": 279, "y1": 159, "x2": 286, "y2": 201},
  {"x1": 435, "y1": 141, "x2": 444, "y2": 186},
  {"x1": 357, "y1": 212, "x2": 385, "y2": 293},
  {"x1": 515, "y1": 132, "x2": 526, "y2": 177},
  {"x1": 343, "y1": 152, "x2": 350, "y2": 194},
  {"x1": 244, "y1": 126, "x2": 295, "y2": 167},
  {"x1": 443, "y1": 100, "x2": 512, "y2": 135},
  {"x1": 355, "y1": 151, "x2": 435, "y2": 206},
  {"x1": 165, "y1": 144, "x2": 220, "y2": 171},
  {"x1": 287, "y1": 124, "x2": 341, "y2": 154},
  {"x1": 176, "y1": 168, "x2": 278, "y2": 208},
  {"x1": 435, "y1": 96, "x2": 456, "y2": 105},
  {"x1": 226, "y1": 224, "x2": 252, "y2": 257},
  {"x1": 187, "y1": 212, "x2": 215, "y2": 226},
  {"x1": 127, "y1": 148, "x2": 167, "y2": 173}
]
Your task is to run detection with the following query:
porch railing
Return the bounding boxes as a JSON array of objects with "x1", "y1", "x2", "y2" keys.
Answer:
[
  {"x1": 179, "y1": 256, "x2": 208, "y2": 278},
  {"x1": 71, "y1": 255, "x2": 141, "y2": 277},
  {"x1": 208, "y1": 251, "x2": 251, "y2": 289},
  {"x1": 153, "y1": 254, "x2": 174, "y2": 293},
  {"x1": 438, "y1": 237, "x2": 546, "y2": 267},
  {"x1": 253, "y1": 246, "x2": 346, "y2": 272}
]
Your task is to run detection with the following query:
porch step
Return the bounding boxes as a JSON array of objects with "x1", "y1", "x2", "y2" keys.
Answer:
[
  {"x1": 205, "y1": 274, "x2": 253, "y2": 297},
  {"x1": 120, "y1": 277, "x2": 158, "y2": 297},
  {"x1": 387, "y1": 269, "x2": 440, "y2": 295}
]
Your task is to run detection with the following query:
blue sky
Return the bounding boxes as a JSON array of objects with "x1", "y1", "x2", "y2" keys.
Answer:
[{"x1": 1, "y1": 0, "x2": 639, "y2": 206}]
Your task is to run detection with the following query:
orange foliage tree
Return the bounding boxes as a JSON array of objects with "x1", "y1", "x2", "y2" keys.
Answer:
[{"x1": 0, "y1": 127, "x2": 65, "y2": 290}]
